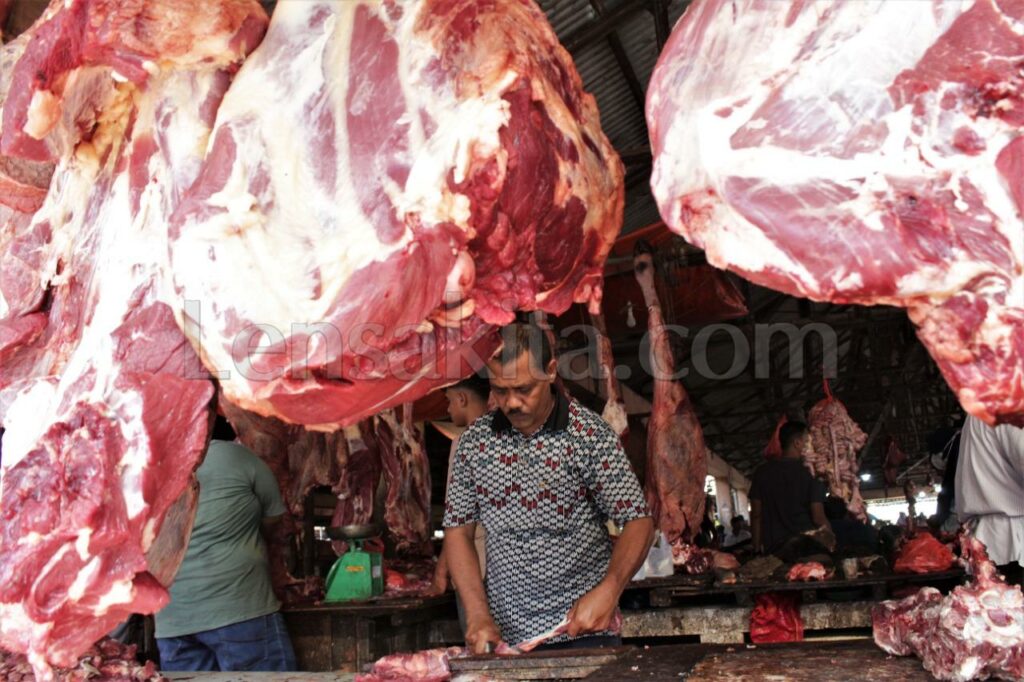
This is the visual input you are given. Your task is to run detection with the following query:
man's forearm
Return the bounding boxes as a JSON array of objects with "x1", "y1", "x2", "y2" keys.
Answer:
[
  {"x1": 602, "y1": 517, "x2": 655, "y2": 593},
  {"x1": 444, "y1": 526, "x2": 489, "y2": 619},
  {"x1": 751, "y1": 514, "x2": 762, "y2": 551}
]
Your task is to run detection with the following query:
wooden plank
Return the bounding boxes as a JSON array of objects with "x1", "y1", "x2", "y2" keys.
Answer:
[
  {"x1": 283, "y1": 593, "x2": 454, "y2": 616},
  {"x1": 587, "y1": 641, "x2": 932, "y2": 682},
  {"x1": 686, "y1": 641, "x2": 933, "y2": 681},
  {"x1": 450, "y1": 647, "x2": 629, "y2": 680},
  {"x1": 621, "y1": 601, "x2": 875, "y2": 639}
]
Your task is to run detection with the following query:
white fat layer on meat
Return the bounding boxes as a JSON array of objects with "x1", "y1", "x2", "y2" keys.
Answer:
[
  {"x1": 651, "y1": 0, "x2": 1024, "y2": 300},
  {"x1": 75, "y1": 527, "x2": 93, "y2": 560},
  {"x1": 170, "y1": 1, "x2": 520, "y2": 412},
  {"x1": 0, "y1": 65, "x2": 221, "y2": 641},
  {"x1": 66, "y1": 554, "x2": 102, "y2": 602},
  {"x1": 0, "y1": 378, "x2": 58, "y2": 474},
  {"x1": 93, "y1": 577, "x2": 135, "y2": 615}
]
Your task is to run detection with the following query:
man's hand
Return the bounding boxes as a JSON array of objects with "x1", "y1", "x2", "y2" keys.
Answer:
[
  {"x1": 566, "y1": 580, "x2": 619, "y2": 637},
  {"x1": 465, "y1": 614, "x2": 502, "y2": 654},
  {"x1": 425, "y1": 553, "x2": 450, "y2": 597}
]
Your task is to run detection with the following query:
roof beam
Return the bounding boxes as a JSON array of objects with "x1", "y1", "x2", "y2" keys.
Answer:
[
  {"x1": 650, "y1": 0, "x2": 672, "y2": 50},
  {"x1": 588, "y1": 0, "x2": 647, "y2": 116},
  {"x1": 564, "y1": 0, "x2": 651, "y2": 52}
]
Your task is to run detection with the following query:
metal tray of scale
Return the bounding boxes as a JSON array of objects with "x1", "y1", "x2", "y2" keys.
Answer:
[{"x1": 325, "y1": 523, "x2": 379, "y2": 541}]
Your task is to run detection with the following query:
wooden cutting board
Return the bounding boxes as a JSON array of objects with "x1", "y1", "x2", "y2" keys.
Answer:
[
  {"x1": 686, "y1": 643, "x2": 934, "y2": 681},
  {"x1": 448, "y1": 646, "x2": 631, "y2": 680}
]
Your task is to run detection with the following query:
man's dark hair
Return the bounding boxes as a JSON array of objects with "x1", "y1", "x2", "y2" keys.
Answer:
[
  {"x1": 494, "y1": 323, "x2": 553, "y2": 373},
  {"x1": 779, "y1": 420, "x2": 809, "y2": 452},
  {"x1": 824, "y1": 496, "x2": 848, "y2": 521},
  {"x1": 450, "y1": 371, "x2": 490, "y2": 402}
]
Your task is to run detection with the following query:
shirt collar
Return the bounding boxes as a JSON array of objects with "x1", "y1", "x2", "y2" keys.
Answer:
[{"x1": 491, "y1": 388, "x2": 570, "y2": 435}]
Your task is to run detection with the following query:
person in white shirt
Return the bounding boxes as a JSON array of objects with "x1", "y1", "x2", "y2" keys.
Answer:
[
  {"x1": 955, "y1": 415, "x2": 1024, "y2": 586},
  {"x1": 722, "y1": 515, "x2": 751, "y2": 550}
]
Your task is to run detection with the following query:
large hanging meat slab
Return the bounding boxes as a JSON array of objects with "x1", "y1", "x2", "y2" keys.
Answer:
[
  {"x1": 647, "y1": 0, "x2": 1024, "y2": 426},
  {"x1": 634, "y1": 244, "x2": 707, "y2": 543},
  {"x1": 0, "y1": 0, "x2": 267, "y2": 678},
  {"x1": 170, "y1": 0, "x2": 625, "y2": 429}
]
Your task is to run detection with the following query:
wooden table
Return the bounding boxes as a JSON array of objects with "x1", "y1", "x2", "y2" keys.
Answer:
[
  {"x1": 282, "y1": 594, "x2": 457, "y2": 673},
  {"x1": 165, "y1": 674, "x2": 354, "y2": 681},
  {"x1": 626, "y1": 569, "x2": 965, "y2": 608},
  {"x1": 587, "y1": 640, "x2": 936, "y2": 681}
]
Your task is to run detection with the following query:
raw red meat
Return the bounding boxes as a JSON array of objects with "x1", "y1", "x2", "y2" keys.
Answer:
[
  {"x1": 356, "y1": 647, "x2": 461, "y2": 682},
  {"x1": 222, "y1": 400, "x2": 347, "y2": 517},
  {"x1": 378, "y1": 406, "x2": 432, "y2": 556},
  {"x1": 590, "y1": 311, "x2": 628, "y2": 439},
  {"x1": 169, "y1": 0, "x2": 624, "y2": 430},
  {"x1": 383, "y1": 559, "x2": 436, "y2": 597},
  {"x1": 357, "y1": 615, "x2": 576, "y2": 680},
  {"x1": 874, "y1": 534, "x2": 1024, "y2": 681},
  {"x1": 750, "y1": 593, "x2": 804, "y2": 644},
  {"x1": 883, "y1": 436, "x2": 908, "y2": 486},
  {"x1": 330, "y1": 422, "x2": 383, "y2": 555},
  {"x1": 648, "y1": 0, "x2": 1024, "y2": 427},
  {"x1": 787, "y1": 562, "x2": 829, "y2": 582},
  {"x1": 0, "y1": 1, "x2": 266, "y2": 677},
  {"x1": 634, "y1": 244, "x2": 707, "y2": 543},
  {"x1": 0, "y1": 638, "x2": 165, "y2": 682},
  {"x1": 893, "y1": 532, "x2": 956, "y2": 574},
  {"x1": 671, "y1": 542, "x2": 714, "y2": 575},
  {"x1": 805, "y1": 388, "x2": 868, "y2": 521}
]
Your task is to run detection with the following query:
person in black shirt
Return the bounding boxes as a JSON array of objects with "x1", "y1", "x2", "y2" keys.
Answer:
[{"x1": 749, "y1": 421, "x2": 828, "y2": 555}]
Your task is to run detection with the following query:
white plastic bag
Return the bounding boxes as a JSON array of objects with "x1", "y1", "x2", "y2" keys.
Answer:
[{"x1": 633, "y1": 531, "x2": 675, "y2": 581}]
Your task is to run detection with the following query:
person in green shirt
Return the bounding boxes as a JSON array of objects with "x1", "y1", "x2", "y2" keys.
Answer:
[{"x1": 155, "y1": 418, "x2": 296, "y2": 671}]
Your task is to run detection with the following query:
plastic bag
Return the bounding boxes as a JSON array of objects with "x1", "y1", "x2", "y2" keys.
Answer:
[
  {"x1": 633, "y1": 531, "x2": 675, "y2": 581},
  {"x1": 893, "y1": 532, "x2": 954, "y2": 574},
  {"x1": 750, "y1": 593, "x2": 804, "y2": 643}
]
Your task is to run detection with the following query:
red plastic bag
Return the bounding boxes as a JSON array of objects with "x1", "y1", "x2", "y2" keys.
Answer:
[
  {"x1": 893, "y1": 532, "x2": 955, "y2": 574},
  {"x1": 750, "y1": 592, "x2": 804, "y2": 643}
]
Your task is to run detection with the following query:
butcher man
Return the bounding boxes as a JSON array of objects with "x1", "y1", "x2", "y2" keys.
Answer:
[{"x1": 443, "y1": 322, "x2": 654, "y2": 652}]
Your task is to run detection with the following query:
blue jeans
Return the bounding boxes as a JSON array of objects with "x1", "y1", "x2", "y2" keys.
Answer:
[{"x1": 157, "y1": 613, "x2": 296, "y2": 671}]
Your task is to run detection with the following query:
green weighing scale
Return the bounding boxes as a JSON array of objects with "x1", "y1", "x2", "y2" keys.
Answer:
[{"x1": 324, "y1": 524, "x2": 384, "y2": 602}]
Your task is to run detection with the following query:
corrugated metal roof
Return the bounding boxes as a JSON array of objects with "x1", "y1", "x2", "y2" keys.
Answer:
[{"x1": 536, "y1": 0, "x2": 694, "y2": 235}]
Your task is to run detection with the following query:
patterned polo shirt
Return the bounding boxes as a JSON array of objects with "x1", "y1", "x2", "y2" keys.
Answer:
[{"x1": 443, "y1": 391, "x2": 649, "y2": 644}]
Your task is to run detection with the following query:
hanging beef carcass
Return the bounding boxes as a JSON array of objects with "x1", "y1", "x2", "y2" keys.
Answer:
[
  {"x1": 805, "y1": 387, "x2": 868, "y2": 520},
  {"x1": 0, "y1": 1, "x2": 268, "y2": 677},
  {"x1": 330, "y1": 423, "x2": 383, "y2": 553},
  {"x1": 377, "y1": 405, "x2": 432, "y2": 556},
  {"x1": 590, "y1": 311, "x2": 628, "y2": 440},
  {"x1": 883, "y1": 436, "x2": 908, "y2": 486},
  {"x1": 169, "y1": 0, "x2": 624, "y2": 430},
  {"x1": 647, "y1": 0, "x2": 1024, "y2": 427},
  {"x1": 633, "y1": 242, "x2": 707, "y2": 544},
  {"x1": 874, "y1": 534, "x2": 1024, "y2": 681}
]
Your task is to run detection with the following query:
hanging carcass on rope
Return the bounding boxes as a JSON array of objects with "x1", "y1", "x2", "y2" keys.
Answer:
[
  {"x1": 647, "y1": 0, "x2": 1024, "y2": 427},
  {"x1": 805, "y1": 381, "x2": 869, "y2": 521},
  {"x1": 633, "y1": 241, "x2": 708, "y2": 547},
  {"x1": 170, "y1": 0, "x2": 625, "y2": 430}
]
